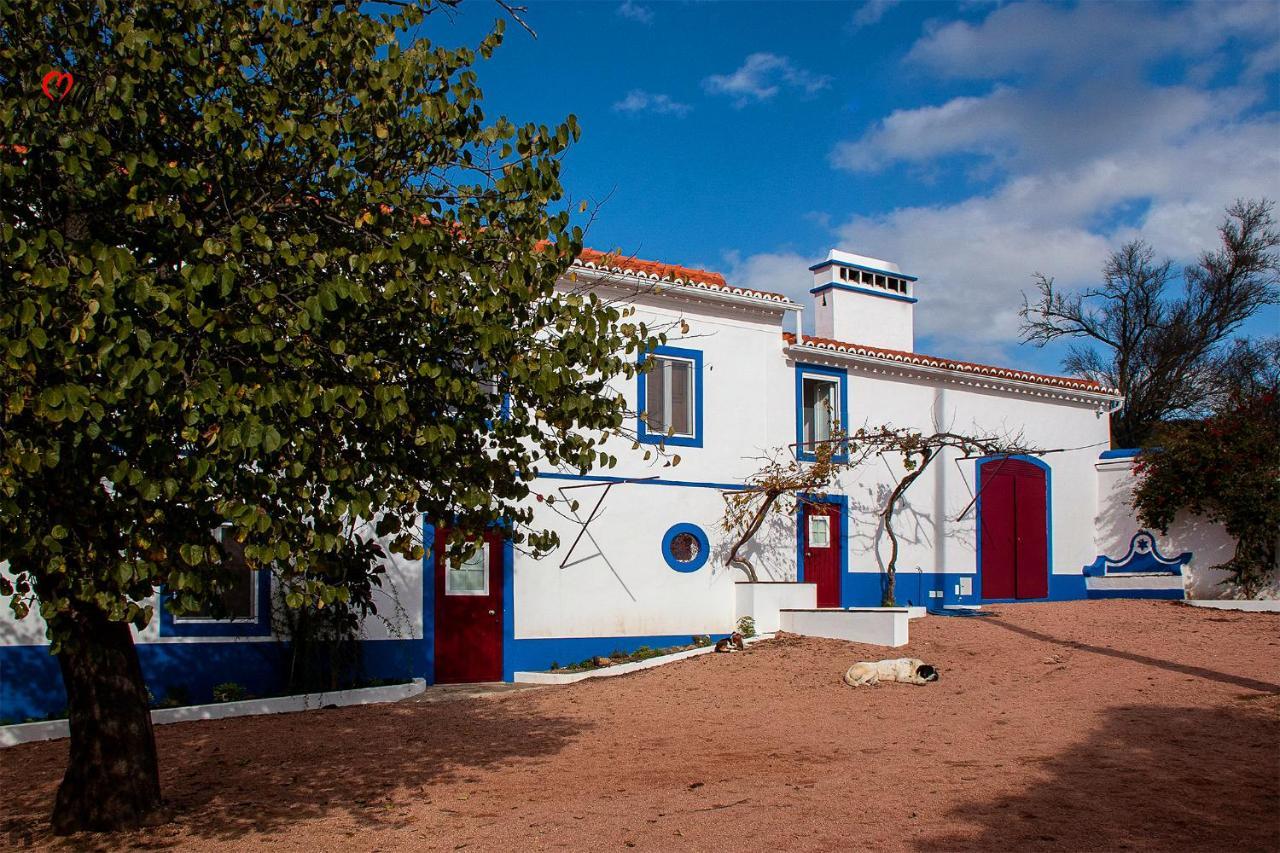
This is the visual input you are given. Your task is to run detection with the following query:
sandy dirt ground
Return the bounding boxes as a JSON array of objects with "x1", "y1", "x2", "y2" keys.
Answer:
[{"x1": 2, "y1": 600, "x2": 1278, "y2": 852}]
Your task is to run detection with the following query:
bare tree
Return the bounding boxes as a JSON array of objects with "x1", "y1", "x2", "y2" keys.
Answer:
[
  {"x1": 1020, "y1": 199, "x2": 1280, "y2": 449},
  {"x1": 723, "y1": 427, "x2": 1034, "y2": 606}
]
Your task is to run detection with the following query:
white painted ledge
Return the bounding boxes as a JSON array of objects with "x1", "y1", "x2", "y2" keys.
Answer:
[
  {"x1": 1087, "y1": 574, "x2": 1185, "y2": 592},
  {"x1": 1185, "y1": 600, "x2": 1280, "y2": 612},
  {"x1": 513, "y1": 634, "x2": 777, "y2": 685},
  {"x1": 0, "y1": 678, "x2": 426, "y2": 748},
  {"x1": 779, "y1": 607, "x2": 911, "y2": 647},
  {"x1": 735, "y1": 582, "x2": 817, "y2": 633}
]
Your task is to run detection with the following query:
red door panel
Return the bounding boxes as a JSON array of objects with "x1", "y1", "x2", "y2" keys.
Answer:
[
  {"x1": 1014, "y1": 473, "x2": 1049, "y2": 599},
  {"x1": 434, "y1": 529, "x2": 504, "y2": 683},
  {"x1": 980, "y1": 460, "x2": 1048, "y2": 600},
  {"x1": 803, "y1": 503, "x2": 842, "y2": 608},
  {"x1": 979, "y1": 467, "x2": 1017, "y2": 599}
]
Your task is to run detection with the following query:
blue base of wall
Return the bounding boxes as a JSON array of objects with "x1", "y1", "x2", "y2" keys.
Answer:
[
  {"x1": 503, "y1": 632, "x2": 728, "y2": 681},
  {"x1": 841, "y1": 571, "x2": 1090, "y2": 608},
  {"x1": 0, "y1": 638, "x2": 424, "y2": 724},
  {"x1": 1087, "y1": 588, "x2": 1185, "y2": 600}
]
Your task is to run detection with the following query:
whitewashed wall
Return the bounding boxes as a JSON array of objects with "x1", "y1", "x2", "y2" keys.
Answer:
[{"x1": 1095, "y1": 456, "x2": 1280, "y2": 600}]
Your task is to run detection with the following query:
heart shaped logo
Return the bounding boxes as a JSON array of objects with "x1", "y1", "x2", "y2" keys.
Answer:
[{"x1": 41, "y1": 70, "x2": 74, "y2": 101}]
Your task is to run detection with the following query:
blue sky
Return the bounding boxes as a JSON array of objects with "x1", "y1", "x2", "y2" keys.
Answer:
[{"x1": 431, "y1": 0, "x2": 1279, "y2": 373}]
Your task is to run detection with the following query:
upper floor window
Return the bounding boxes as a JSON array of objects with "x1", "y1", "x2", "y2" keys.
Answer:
[
  {"x1": 795, "y1": 363, "x2": 848, "y2": 462},
  {"x1": 638, "y1": 346, "x2": 703, "y2": 448}
]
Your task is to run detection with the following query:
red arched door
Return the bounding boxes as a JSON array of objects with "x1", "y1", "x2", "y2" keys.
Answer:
[{"x1": 979, "y1": 459, "x2": 1049, "y2": 600}]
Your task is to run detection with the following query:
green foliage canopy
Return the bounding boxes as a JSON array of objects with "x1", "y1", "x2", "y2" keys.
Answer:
[{"x1": 0, "y1": 0, "x2": 658, "y2": 647}]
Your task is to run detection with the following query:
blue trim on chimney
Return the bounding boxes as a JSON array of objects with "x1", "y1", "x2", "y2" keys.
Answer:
[
  {"x1": 810, "y1": 282, "x2": 918, "y2": 304},
  {"x1": 808, "y1": 259, "x2": 918, "y2": 281}
]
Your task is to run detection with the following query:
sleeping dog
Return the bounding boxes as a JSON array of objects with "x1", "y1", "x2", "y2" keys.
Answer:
[{"x1": 842, "y1": 657, "x2": 939, "y2": 687}]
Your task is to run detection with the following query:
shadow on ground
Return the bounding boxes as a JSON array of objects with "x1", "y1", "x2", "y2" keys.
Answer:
[
  {"x1": 2, "y1": 693, "x2": 583, "y2": 847},
  {"x1": 915, "y1": 700, "x2": 1280, "y2": 851}
]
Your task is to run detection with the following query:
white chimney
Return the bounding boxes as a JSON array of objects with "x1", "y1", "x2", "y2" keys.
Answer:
[{"x1": 810, "y1": 249, "x2": 917, "y2": 352}]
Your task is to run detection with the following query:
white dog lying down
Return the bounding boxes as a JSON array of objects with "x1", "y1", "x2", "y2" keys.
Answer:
[{"x1": 843, "y1": 657, "x2": 939, "y2": 687}]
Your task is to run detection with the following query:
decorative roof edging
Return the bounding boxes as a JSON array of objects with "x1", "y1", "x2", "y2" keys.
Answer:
[
  {"x1": 785, "y1": 333, "x2": 1122, "y2": 401},
  {"x1": 571, "y1": 250, "x2": 797, "y2": 306}
]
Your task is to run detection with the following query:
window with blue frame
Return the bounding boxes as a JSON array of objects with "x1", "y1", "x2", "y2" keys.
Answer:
[
  {"x1": 160, "y1": 527, "x2": 272, "y2": 637},
  {"x1": 638, "y1": 346, "x2": 703, "y2": 447},
  {"x1": 795, "y1": 363, "x2": 848, "y2": 461}
]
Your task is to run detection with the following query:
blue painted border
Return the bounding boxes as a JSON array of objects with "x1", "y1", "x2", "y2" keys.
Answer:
[
  {"x1": 1099, "y1": 448, "x2": 1141, "y2": 459},
  {"x1": 794, "y1": 493, "x2": 849, "y2": 603},
  {"x1": 1083, "y1": 530, "x2": 1192, "y2": 577},
  {"x1": 637, "y1": 345, "x2": 704, "y2": 448},
  {"x1": 503, "y1": 632, "x2": 730, "y2": 679},
  {"x1": 794, "y1": 362, "x2": 849, "y2": 463},
  {"x1": 537, "y1": 472, "x2": 744, "y2": 491},
  {"x1": 810, "y1": 282, "x2": 918, "y2": 304},
  {"x1": 661, "y1": 523, "x2": 710, "y2": 573},
  {"x1": 808, "y1": 258, "x2": 919, "y2": 281},
  {"x1": 974, "y1": 454, "x2": 1054, "y2": 603},
  {"x1": 158, "y1": 568, "x2": 272, "y2": 638},
  {"x1": 422, "y1": 518, "x2": 437, "y2": 684}
]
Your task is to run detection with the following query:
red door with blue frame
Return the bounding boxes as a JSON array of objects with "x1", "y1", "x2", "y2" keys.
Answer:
[
  {"x1": 434, "y1": 528, "x2": 504, "y2": 683},
  {"x1": 802, "y1": 502, "x2": 842, "y2": 607},
  {"x1": 979, "y1": 459, "x2": 1049, "y2": 600}
]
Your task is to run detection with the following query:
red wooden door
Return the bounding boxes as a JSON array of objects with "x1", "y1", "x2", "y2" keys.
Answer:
[
  {"x1": 979, "y1": 460, "x2": 1048, "y2": 600},
  {"x1": 802, "y1": 503, "x2": 842, "y2": 608},
  {"x1": 434, "y1": 529, "x2": 504, "y2": 683}
]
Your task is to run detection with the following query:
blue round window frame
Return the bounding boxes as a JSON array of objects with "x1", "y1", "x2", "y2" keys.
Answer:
[{"x1": 662, "y1": 523, "x2": 710, "y2": 573}]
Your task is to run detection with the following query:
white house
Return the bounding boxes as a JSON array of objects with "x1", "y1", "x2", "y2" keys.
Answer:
[{"x1": 0, "y1": 246, "x2": 1246, "y2": 720}]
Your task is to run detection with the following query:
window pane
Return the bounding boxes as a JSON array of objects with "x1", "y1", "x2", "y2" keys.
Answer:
[
  {"x1": 669, "y1": 360, "x2": 692, "y2": 436},
  {"x1": 646, "y1": 357, "x2": 667, "y2": 433},
  {"x1": 808, "y1": 515, "x2": 831, "y2": 548},
  {"x1": 670, "y1": 532, "x2": 700, "y2": 562},
  {"x1": 802, "y1": 377, "x2": 838, "y2": 446},
  {"x1": 185, "y1": 535, "x2": 255, "y2": 620},
  {"x1": 447, "y1": 544, "x2": 488, "y2": 595}
]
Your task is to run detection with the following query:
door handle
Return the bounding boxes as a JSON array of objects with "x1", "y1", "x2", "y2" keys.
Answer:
[{"x1": 488, "y1": 609, "x2": 496, "y2": 616}]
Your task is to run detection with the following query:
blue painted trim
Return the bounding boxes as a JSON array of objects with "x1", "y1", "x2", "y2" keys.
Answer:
[
  {"x1": 1086, "y1": 588, "x2": 1185, "y2": 600},
  {"x1": 422, "y1": 518, "x2": 437, "y2": 684},
  {"x1": 661, "y1": 523, "x2": 710, "y2": 573},
  {"x1": 502, "y1": 535, "x2": 515, "y2": 681},
  {"x1": 536, "y1": 472, "x2": 744, "y2": 491},
  {"x1": 1083, "y1": 530, "x2": 1192, "y2": 577},
  {"x1": 637, "y1": 345, "x2": 704, "y2": 448},
  {"x1": 503, "y1": 632, "x2": 729, "y2": 679},
  {"x1": 974, "y1": 454, "x2": 1055, "y2": 603},
  {"x1": 794, "y1": 362, "x2": 849, "y2": 463},
  {"x1": 1099, "y1": 448, "x2": 1142, "y2": 459},
  {"x1": 794, "y1": 493, "x2": 849, "y2": 603},
  {"x1": 808, "y1": 258, "x2": 918, "y2": 281},
  {"x1": 0, "y1": 637, "x2": 424, "y2": 723},
  {"x1": 159, "y1": 567, "x2": 272, "y2": 638},
  {"x1": 810, "y1": 282, "x2": 918, "y2": 304}
]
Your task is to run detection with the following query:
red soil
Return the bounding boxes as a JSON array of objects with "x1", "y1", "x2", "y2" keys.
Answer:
[{"x1": 3, "y1": 600, "x2": 1278, "y2": 851}]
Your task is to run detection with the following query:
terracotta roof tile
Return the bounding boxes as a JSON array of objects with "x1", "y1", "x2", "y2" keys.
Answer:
[
  {"x1": 784, "y1": 333, "x2": 1120, "y2": 395},
  {"x1": 573, "y1": 248, "x2": 794, "y2": 304}
]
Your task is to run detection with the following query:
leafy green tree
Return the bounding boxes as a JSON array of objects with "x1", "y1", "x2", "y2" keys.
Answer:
[
  {"x1": 1, "y1": 0, "x2": 656, "y2": 833},
  {"x1": 1020, "y1": 200, "x2": 1279, "y2": 449},
  {"x1": 1132, "y1": 341, "x2": 1280, "y2": 596}
]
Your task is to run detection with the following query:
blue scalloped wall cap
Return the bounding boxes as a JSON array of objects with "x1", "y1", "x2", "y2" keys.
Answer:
[{"x1": 1084, "y1": 530, "x2": 1192, "y2": 577}]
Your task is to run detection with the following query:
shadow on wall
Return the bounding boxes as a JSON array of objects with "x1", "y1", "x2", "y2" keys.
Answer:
[
  {"x1": 913, "y1": 701, "x2": 1280, "y2": 851},
  {"x1": 1, "y1": 692, "x2": 584, "y2": 845},
  {"x1": 710, "y1": 499, "x2": 797, "y2": 582}
]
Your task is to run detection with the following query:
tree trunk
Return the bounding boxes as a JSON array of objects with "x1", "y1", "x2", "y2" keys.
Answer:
[{"x1": 51, "y1": 604, "x2": 166, "y2": 834}]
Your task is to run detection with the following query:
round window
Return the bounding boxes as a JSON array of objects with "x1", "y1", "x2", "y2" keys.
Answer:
[
  {"x1": 669, "y1": 532, "x2": 700, "y2": 563},
  {"x1": 661, "y1": 523, "x2": 710, "y2": 573}
]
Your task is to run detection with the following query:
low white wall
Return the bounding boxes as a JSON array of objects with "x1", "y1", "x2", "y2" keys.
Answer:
[
  {"x1": 1095, "y1": 457, "x2": 1279, "y2": 600},
  {"x1": 779, "y1": 608, "x2": 910, "y2": 647},
  {"x1": 735, "y1": 582, "x2": 817, "y2": 633}
]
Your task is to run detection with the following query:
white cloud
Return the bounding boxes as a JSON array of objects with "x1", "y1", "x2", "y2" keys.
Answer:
[
  {"x1": 850, "y1": 0, "x2": 900, "y2": 31},
  {"x1": 703, "y1": 53, "x2": 831, "y2": 107},
  {"x1": 721, "y1": 249, "x2": 817, "y2": 305},
  {"x1": 738, "y1": 0, "x2": 1280, "y2": 364},
  {"x1": 616, "y1": 0, "x2": 653, "y2": 25},
  {"x1": 612, "y1": 89, "x2": 692, "y2": 117}
]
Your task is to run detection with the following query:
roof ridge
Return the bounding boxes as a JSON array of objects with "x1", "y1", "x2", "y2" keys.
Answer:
[{"x1": 573, "y1": 248, "x2": 794, "y2": 304}]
